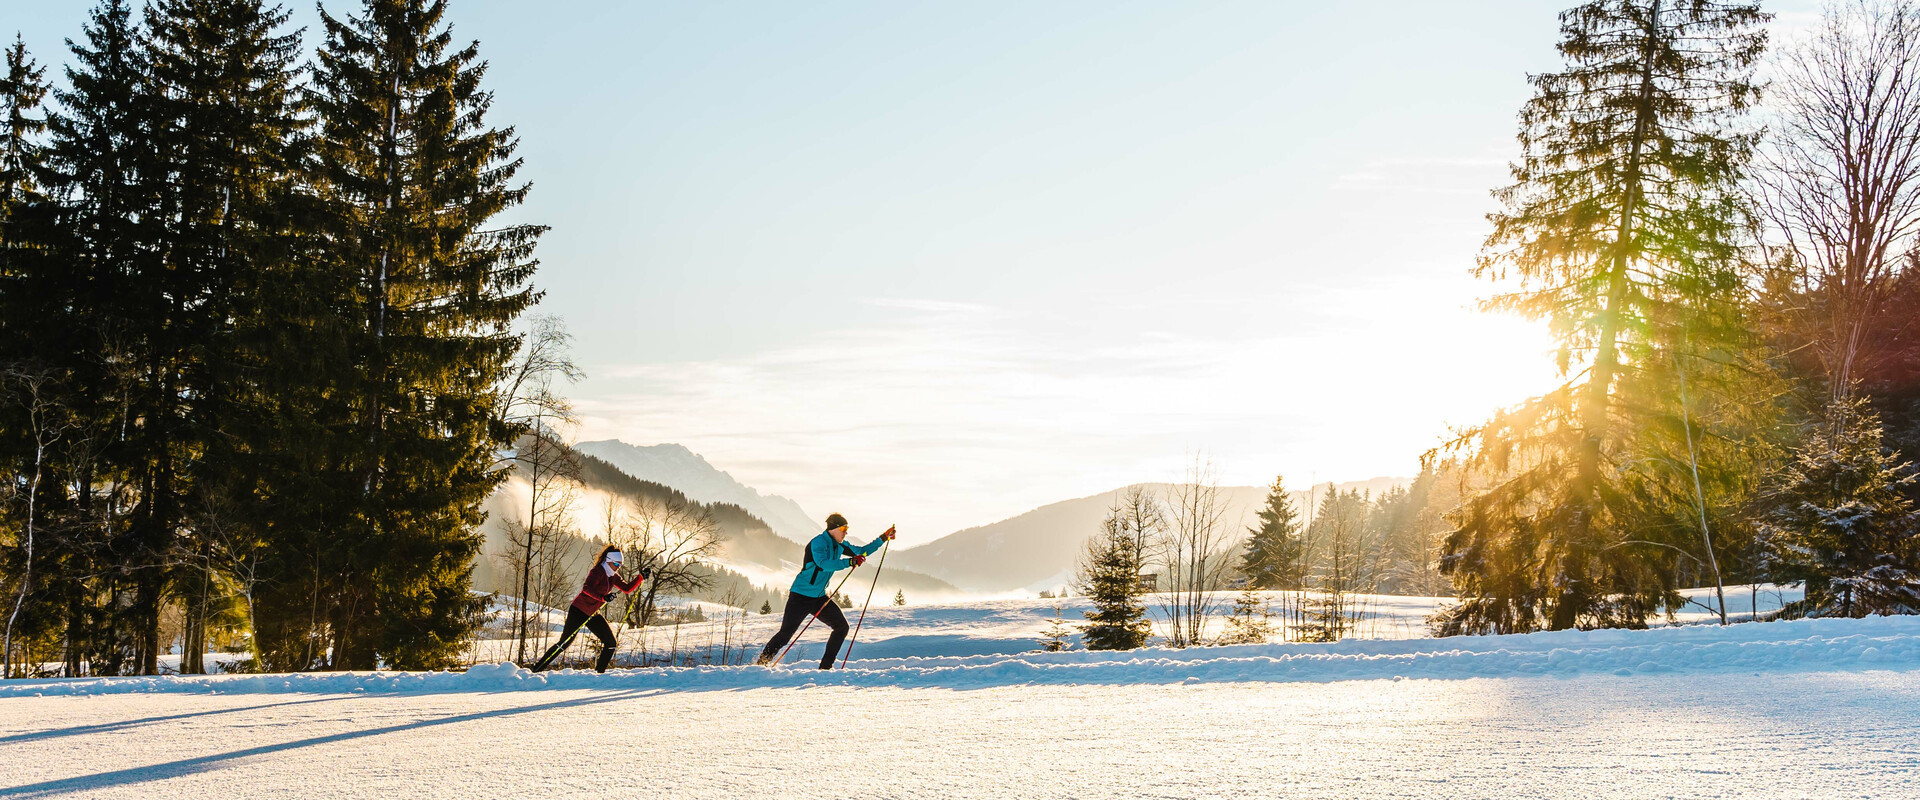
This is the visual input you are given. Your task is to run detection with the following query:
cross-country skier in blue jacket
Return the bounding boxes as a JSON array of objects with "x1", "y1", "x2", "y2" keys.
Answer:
[{"x1": 757, "y1": 513, "x2": 893, "y2": 668}]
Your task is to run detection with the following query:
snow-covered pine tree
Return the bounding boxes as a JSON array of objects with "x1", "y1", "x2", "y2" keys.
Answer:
[
  {"x1": 1763, "y1": 394, "x2": 1920, "y2": 617},
  {"x1": 1435, "y1": 0, "x2": 1767, "y2": 635},
  {"x1": 1077, "y1": 506, "x2": 1151, "y2": 650},
  {"x1": 302, "y1": 0, "x2": 541, "y2": 669},
  {"x1": 1239, "y1": 475, "x2": 1305, "y2": 590}
]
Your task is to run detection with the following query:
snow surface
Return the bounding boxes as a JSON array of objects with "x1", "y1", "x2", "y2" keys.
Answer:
[{"x1": 4, "y1": 591, "x2": 1915, "y2": 798}]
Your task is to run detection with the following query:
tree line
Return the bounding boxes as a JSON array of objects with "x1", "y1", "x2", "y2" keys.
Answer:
[
  {"x1": 1073, "y1": 468, "x2": 1459, "y2": 650},
  {"x1": 0, "y1": 0, "x2": 544, "y2": 677}
]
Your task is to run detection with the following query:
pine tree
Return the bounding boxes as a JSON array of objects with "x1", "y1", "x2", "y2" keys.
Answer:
[
  {"x1": 1077, "y1": 507, "x2": 1151, "y2": 650},
  {"x1": 1218, "y1": 583, "x2": 1273, "y2": 645},
  {"x1": 1302, "y1": 489, "x2": 1378, "y2": 642},
  {"x1": 1239, "y1": 475, "x2": 1305, "y2": 590},
  {"x1": 302, "y1": 0, "x2": 542, "y2": 669},
  {"x1": 1040, "y1": 605, "x2": 1072, "y2": 652},
  {"x1": 0, "y1": 35, "x2": 48, "y2": 238},
  {"x1": 45, "y1": 0, "x2": 311, "y2": 675},
  {"x1": 759, "y1": 600, "x2": 771, "y2": 615},
  {"x1": 0, "y1": 34, "x2": 51, "y2": 362},
  {"x1": 1763, "y1": 395, "x2": 1920, "y2": 617},
  {"x1": 0, "y1": 37, "x2": 54, "y2": 678},
  {"x1": 892, "y1": 589, "x2": 905, "y2": 606},
  {"x1": 1436, "y1": 0, "x2": 1768, "y2": 635},
  {"x1": 37, "y1": 0, "x2": 154, "y2": 676}
]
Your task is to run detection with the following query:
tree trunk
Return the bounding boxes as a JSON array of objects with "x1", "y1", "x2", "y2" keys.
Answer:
[
  {"x1": 1675, "y1": 343, "x2": 1728, "y2": 624},
  {"x1": 181, "y1": 543, "x2": 211, "y2": 673},
  {"x1": 2, "y1": 433, "x2": 44, "y2": 678}
]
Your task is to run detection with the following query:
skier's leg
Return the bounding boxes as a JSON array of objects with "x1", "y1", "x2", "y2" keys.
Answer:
[
  {"x1": 816, "y1": 600, "x2": 851, "y2": 669},
  {"x1": 756, "y1": 594, "x2": 812, "y2": 664},
  {"x1": 588, "y1": 614, "x2": 617, "y2": 672},
  {"x1": 532, "y1": 607, "x2": 589, "y2": 672}
]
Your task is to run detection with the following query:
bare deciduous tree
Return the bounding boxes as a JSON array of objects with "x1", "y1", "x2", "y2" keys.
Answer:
[
  {"x1": 608, "y1": 496, "x2": 721, "y2": 631},
  {"x1": 196, "y1": 495, "x2": 266, "y2": 671},
  {"x1": 493, "y1": 315, "x2": 585, "y2": 664},
  {"x1": 493, "y1": 316, "x2": 586, "y2": 455},
  {"x1": 2, "y1": 366, "x2": 68, "y2": 678},
  {"x1": 1157, "y1": 457, "x2": 1233, "y2": 648},
  {"x1": 500, "y1": 441, "x2": 580, "y2": 664},
  {"x1": 1759, "y1": 0, "x2": 1920, "y2": 398}
]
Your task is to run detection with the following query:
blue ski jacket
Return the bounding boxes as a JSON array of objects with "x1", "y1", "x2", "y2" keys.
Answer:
[{"x1": 790, "y1": 531, "x2": 887, "y2": 598}]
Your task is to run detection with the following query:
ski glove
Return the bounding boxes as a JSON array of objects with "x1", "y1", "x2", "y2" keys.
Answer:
[
  {"x1": 850, "y1": 555, "x2": 867, "y2": 567},
  {"x1": 881, "y1": 526, "x2": 897, "y2": 541}
]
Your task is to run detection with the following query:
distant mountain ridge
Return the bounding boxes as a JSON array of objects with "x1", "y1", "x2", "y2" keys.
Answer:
[
  {"x1": 574, "y1": 440, "x2": 825, "y2": 543},
  {"x1": 889, "y1": 477, "x2": 1409, "y2": 594}
]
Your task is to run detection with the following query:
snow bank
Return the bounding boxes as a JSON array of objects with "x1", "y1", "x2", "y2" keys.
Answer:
[{"x1": 7, "y1": 612, "x2": 1914, "y2": 698}]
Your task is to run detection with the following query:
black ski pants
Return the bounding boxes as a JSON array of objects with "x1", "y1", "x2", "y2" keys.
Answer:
[
  {"x1": 532, "y1": 606, "x2": 617, "y2": 672},
  {"x1": 759, "y1": 591, "x2": 849, "y2": 669}
]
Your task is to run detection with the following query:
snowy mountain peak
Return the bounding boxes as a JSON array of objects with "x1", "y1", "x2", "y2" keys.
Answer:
[{"x1": 573, "y1": 440, "x2": 821, "y2": 544}]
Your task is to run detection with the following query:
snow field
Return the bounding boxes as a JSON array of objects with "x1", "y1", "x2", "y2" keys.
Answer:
[{"x1": 5, "y1": 607, "x2": 1911, "y2": 698}]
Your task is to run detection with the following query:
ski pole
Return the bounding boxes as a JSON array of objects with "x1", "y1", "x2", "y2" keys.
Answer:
[
  {"x1": 839, "y1": 535, "x2": 891, "y2": 669},
  {"x1": 771, "y1": 567, "x2": 860, "y2": 667}
]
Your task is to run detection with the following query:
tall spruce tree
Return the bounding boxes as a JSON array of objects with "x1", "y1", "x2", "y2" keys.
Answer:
[
  {"x1": 111, "y1": 0, "x2": 305, "y2": 675},
  {"x1": 39, "y1": 0, "x2": 154, "y2": 676},
  {"x1": 304, "y1": 0, "x2": 541, "y2": 669},
  {"x1": 1436, "y1": 0, "x2": 1767, "y2": 635},
  {"x1": 1239, "y1": 475, "x2": 1305, "y2": 590},
  {"x1": 0, "y1": 35, "x2": 54, "y2": 678}
]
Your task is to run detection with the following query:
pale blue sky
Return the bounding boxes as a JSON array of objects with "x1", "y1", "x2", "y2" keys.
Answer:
[{"x1": 12, "y1": 1, "x2": 1819, "y2": 535}]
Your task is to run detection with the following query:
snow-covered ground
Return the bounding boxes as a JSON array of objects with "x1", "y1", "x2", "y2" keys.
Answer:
[{"x1": 5, "y1": 588, "x2": 1914, "y2": 798}]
